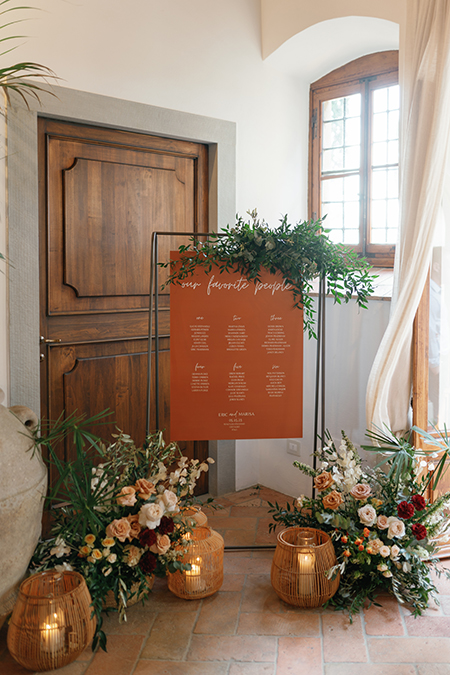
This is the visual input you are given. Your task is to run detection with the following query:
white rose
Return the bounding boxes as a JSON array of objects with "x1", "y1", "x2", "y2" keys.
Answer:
[
  {"x1": 358, "y1": 504, "x2": 377, "y2": 526},
  {"x1": 157, "y1": 489, "x2": 179, "y2": 513},
  {"x1": 377, "y1": 563, "x2": 388, "y2": 572},
  {"x1": 387, "y1": 518, "x2": 405, "y2": 539},
  {"x1": 138, "y1": 502, "x2": 165, "y2": 529}
]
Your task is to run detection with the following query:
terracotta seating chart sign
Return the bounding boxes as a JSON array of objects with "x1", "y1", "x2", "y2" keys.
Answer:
[{"x1": 169, "y1": 253, "x2": 303, "y2": 440}]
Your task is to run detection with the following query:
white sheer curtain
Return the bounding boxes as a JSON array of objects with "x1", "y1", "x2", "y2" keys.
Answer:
[{"x1": 366, "y1": 0, "x2": 450, "y2": 435}]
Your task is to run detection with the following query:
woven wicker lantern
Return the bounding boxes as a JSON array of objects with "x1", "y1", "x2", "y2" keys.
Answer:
[
  {"x1": 7, "y1": 570, "x2": 96, "y2": 672},
  {"x1": 168, "y1": 526, "x2": 224, "y2": 599},
  {"x1": 181, "y1": 505, "x2": 208, "y2": 528},
  {"x1": 271, "y1": 527, "x2": 340, "y2": 608}
]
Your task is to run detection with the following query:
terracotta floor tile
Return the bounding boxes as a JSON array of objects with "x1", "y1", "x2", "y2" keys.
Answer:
[
  {"x1": 276, "y1": 637, "x2": 322, "y2": 675},
  {"x1": 363, "y1": 594, "x2": 404, "y2": 635},
  {"x1": 102, "y1": 600, "x2": 157, "y2": 635},
  {"x1": 325, "y1": 665, "x2": 416, "y2": 675},
  {"x1": 141, "y1": 610, "x2": 197, "y2": 660},
  {"x1": 257, "y1": 488, "x2": 293, "y2": 504},
  {"x1": 255, "y1": 518, "x2": 279, "y2": 545},
  {"x1": 439, "y1": 595, "x2": 450, "y2": 615},
  {"x1": 221, "y1": 574, "x2": 246, "y2": 592},
  {"x1": 416, "y1": 666, "x2": 450, "y2": 675},
  {"x1": 368, "y1": 637, "x2": 450, "y2": 663},
  {"x1": 238, "y1": 611, "x2": 320, "y2": 636},
  {"x1": 251, "y1": 550, "x2": 275, "y2": 559},
  {"x1": 230, "y1": 505, "x2": 273, "y2": 518},
  {"x1": 224, "y1": 557, "x2": 272, "y2": 576},
  {"x1": 38, "y1": 663, "x2": 88, "y2": 675},
  {"x1": 322, "y1": 613, "x2": 368, "y2": 663},
  {"x1": 229, "y1": 663, "x2": 275, "y2": 675},
  {"x1": 134, "y1": 662, "x2": 228, "y2": 675},
  {"x1": 241, "y1": 574, "x2": 283, "y2": 613},
  {"x1": 194, "y1": 591, "x2": 241, "y2": 634},
  {"x1": 222, "y1": 529, "x2": 257, "y2": 546},
  {"x1": 207, "y1": 516, "x2": 258, "y2": 531},
  {"x1": 145, "y1": 583, "x2": 203, "y2": 613},
  {"x1": 431, "y1": 566, "x2": 450, "y2": 594},
  {"x1": 404, "y1": 614, "x2": 450, "y2": 637},
  {"x1": 83, "y1": 634, "x2": 144, "y2": 675},
  {"x1": 222, "y1": 488, "x2": 264, "y2": 503},
  {"x1": 187, "y1": 635, "x2": 277, "y2": 662}
]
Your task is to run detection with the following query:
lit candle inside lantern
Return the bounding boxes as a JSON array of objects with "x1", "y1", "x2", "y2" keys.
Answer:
[
  {"x1": 184, "y1": 557, "x2": 205, "y2": 593},
  {"x1": 41, "y1": 610, "x2": 64, "y2": 654},
  {"x1": 296, "y1": 531, "x2": 315, "y2": 597}
]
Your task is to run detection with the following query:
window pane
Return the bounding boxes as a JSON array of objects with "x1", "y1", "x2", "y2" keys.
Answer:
[
  {"x1": 372, "y1": 141, "x2": 387, "y2": 167},
  {"x1": 387, "y1": 167, "x2": 398, "y2": 198},
  {"x1": 344, "y1": 175, "x2": 359, "y2": 201},
  {"x1": 322, "y1": 147, "x2": 344, "y2": 172},
  {"x1": 388, "y1": 84, "x2": 400, "y2": 110},
  {"x1": 346, "y1": 94, "x2": 361, "y2": 117},
  {"x1": 344, "y1": 145, "x2": 360, "y2": 170},
  {"x1": 344, "y1": 229, "x2": 359, "y2": 244},
  {"x1": 322, "y1": 177, "x2": 343, "y2": 202},
  {"x1": 388, "y1": 139, "x2": 399, "y2": 164},
  {"x1": 373, "y1": 112, "x2": 388, "y2": 142},
  {"x1": 388, "y1": 109, "x2": 399, "y2": 140},
  {"x1": 373, "y1": 87, "x2": 388, "y2": 113},
  {"x1": 344, "y1": 201, "x2": 359, "y2": 228},
  {"x1": 372, "y1": 169, "x2": 388, "y2": 199},
  {"x1": 323, "y1": 97, "x2": 344, "y2": 121},
  {"x1": 323, "y1": 119, "x2": 343, "y2": 149}
]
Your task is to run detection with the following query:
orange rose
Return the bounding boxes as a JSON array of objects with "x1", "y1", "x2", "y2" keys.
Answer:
[
  {"x1": 322, "y1": 490, "x2": 344, "y2": 510},
  {"x1": 314, "y1": 471, "x2": 334, "y2": 492},
  {"x1": 135, "y1": 478, "x2": 156, "y2": 500}
]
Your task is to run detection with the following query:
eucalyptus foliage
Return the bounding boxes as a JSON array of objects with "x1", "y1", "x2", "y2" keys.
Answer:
[{"x1": 161, "y1": 211, "x2": 376, "y2": 338}]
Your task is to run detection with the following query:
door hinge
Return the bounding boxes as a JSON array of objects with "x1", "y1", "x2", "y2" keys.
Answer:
[{"x1": 311, "y1": 108, "x2": 318, "y2": 139}]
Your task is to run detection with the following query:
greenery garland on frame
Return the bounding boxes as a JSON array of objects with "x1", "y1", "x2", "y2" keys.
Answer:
[{"x1": 161, "y1": 210, "x2": 376, "y2": 338}]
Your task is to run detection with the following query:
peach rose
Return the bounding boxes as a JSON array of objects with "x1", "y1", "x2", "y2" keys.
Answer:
[
  {"x1": 379, "y1": 546, "x2": 390, "y2": 558},
  {"x1": 322, "y1": 490, "x2": 344, "y2": 510},
  {"x1": 150, "y1": 533, "x2": 171, "y2": 555},
  {"x1": 390, "y1": 545, "x2": 400, "y2": 559},
  {"x1": 135, "y1": 478, "x2": 156, "y2": 500},
  {"x1": 314, "y1": 471, "x2": 334, "y2": 492},
  {"x1": 358, "y1": 504, "x2": 377, "y2": 526},
  {"x1": 350, "y1": 483, "x2": 372, "y2": 500},
  {"x1": 106, "y1": 517, "x2": 132, "y2": 542},
  {"x1": 387, "y1": 517, "x2": 405, "y2": 539},
  {"x1": 368, "y1": 538, "x2": 383, "y2": 554},
  {"x1": 139, "y1": 502, "x2": 165, "y2": 529},
  {"x1": 377, "y1": 515, "x2": 389, "y2": 529},
  {"x1": 116, "y1": 486, "x2": 137, "y2": 507},
  {"x1": 126, "y1": 513, "x2": 142, "y2": 539},
  {"x1": 124, "y1": 545, "x2": 142, "y2": 567}
]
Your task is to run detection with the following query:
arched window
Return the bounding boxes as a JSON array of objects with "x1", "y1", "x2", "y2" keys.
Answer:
[{"x1": 309, "y1": 51, "x2": 399, "y2": 267}]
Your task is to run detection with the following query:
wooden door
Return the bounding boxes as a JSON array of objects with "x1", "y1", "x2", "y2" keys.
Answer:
[{"x1": 38, "y1": 119, "x2": 209, "y2": 491}]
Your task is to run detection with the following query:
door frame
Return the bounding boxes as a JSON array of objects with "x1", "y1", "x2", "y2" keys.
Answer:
[{"x1": 7, "y1": 84, "x2": 237, "y2": 495}]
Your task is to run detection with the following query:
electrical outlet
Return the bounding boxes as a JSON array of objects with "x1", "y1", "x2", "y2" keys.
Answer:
[{"x1": 287, "y1": 439, "x2": 301, "y2": 456}]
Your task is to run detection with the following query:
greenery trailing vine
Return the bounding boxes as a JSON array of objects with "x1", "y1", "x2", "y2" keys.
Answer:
[{"x1": 161, "y1": 210, "x2": 376, "y2": 338}]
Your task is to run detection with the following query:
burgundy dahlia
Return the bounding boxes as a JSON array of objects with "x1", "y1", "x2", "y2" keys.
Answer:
[
  {"x1": 411, "y1": 494, "x2": 426, "y2": 511},
  {"x1": 158, "y1": 516, "x2": 175, "y2": 535},
  {"x1": 139, "y1": 528, "x2": 157, "y2": 548},
  {"x1": 397, "y1": 500, "x2": 415, "y2": 519},
  {"x1": 139, "y1": 551, "x2": 158, "y2": 574},
  {"x1": 411, "y1": 523, "x2": 427, "y2": 540}
]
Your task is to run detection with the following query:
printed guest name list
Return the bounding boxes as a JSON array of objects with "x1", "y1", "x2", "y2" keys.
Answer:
[{"x1": 170, "y1": 253, "x2": 303, "y2": 441}]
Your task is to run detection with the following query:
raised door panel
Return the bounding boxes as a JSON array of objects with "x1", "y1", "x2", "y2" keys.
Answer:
[{"x1": 47, "y1": 136, "x2": 194, "y2": 315}]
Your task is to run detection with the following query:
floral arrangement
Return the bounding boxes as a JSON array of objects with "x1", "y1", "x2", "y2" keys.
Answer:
[
  {"x1": 269, "y1": 427, "x2": 450, "y2": 617},
  {"x1": 30, "y1": 416, "x2": 213, "y2": 650},
  {"x1": 161, "y1": 210, "x2": 375, "y2": 339}
]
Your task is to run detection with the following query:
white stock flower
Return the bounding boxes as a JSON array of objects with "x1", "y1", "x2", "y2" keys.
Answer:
[
  {"x1": 50, "y1": 538, "x2": 71, "y2": 558},
  {"x1": 54, "y1": 562, "x2": 73, "y2": 572}
]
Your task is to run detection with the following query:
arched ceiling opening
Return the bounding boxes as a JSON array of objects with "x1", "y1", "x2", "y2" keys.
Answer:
[{"x1": 265, "y1": 16, "x2": 399, "y2": 84}]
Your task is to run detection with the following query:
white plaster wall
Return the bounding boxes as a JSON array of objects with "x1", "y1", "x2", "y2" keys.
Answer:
[
  {"x1": 0, "y1": 101, "x2": 7, "y2": 405},
  {"x1": 0, "y1": 0, "x2": 403, "y2": 496},
  {"x1": 236, "y1": 298, "x2": 392, "y2": 496}
]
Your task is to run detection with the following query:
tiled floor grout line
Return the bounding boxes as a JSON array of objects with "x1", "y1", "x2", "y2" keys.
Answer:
[
  {"x1": 360, "y1": 604, "x2": 373, "y2": 665},
  {"x1": 182, "y1": 596, "x2": 204, "y2": 662},
  {"x1": 319, "y1": 612, "x2": 325, "y2": 675},
  {"x1": 129, "y1": 603, "x2": 159, "y2": 674}
]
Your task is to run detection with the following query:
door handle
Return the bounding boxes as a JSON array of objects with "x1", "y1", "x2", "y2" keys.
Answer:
[{"x1": 40, "y1": 336, "x2": 62, "y2": 344}]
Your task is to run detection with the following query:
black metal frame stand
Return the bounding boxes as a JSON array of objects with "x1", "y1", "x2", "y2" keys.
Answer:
[{"x1": 146, "y1": 231, "x2": 326, "y2": 531}]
